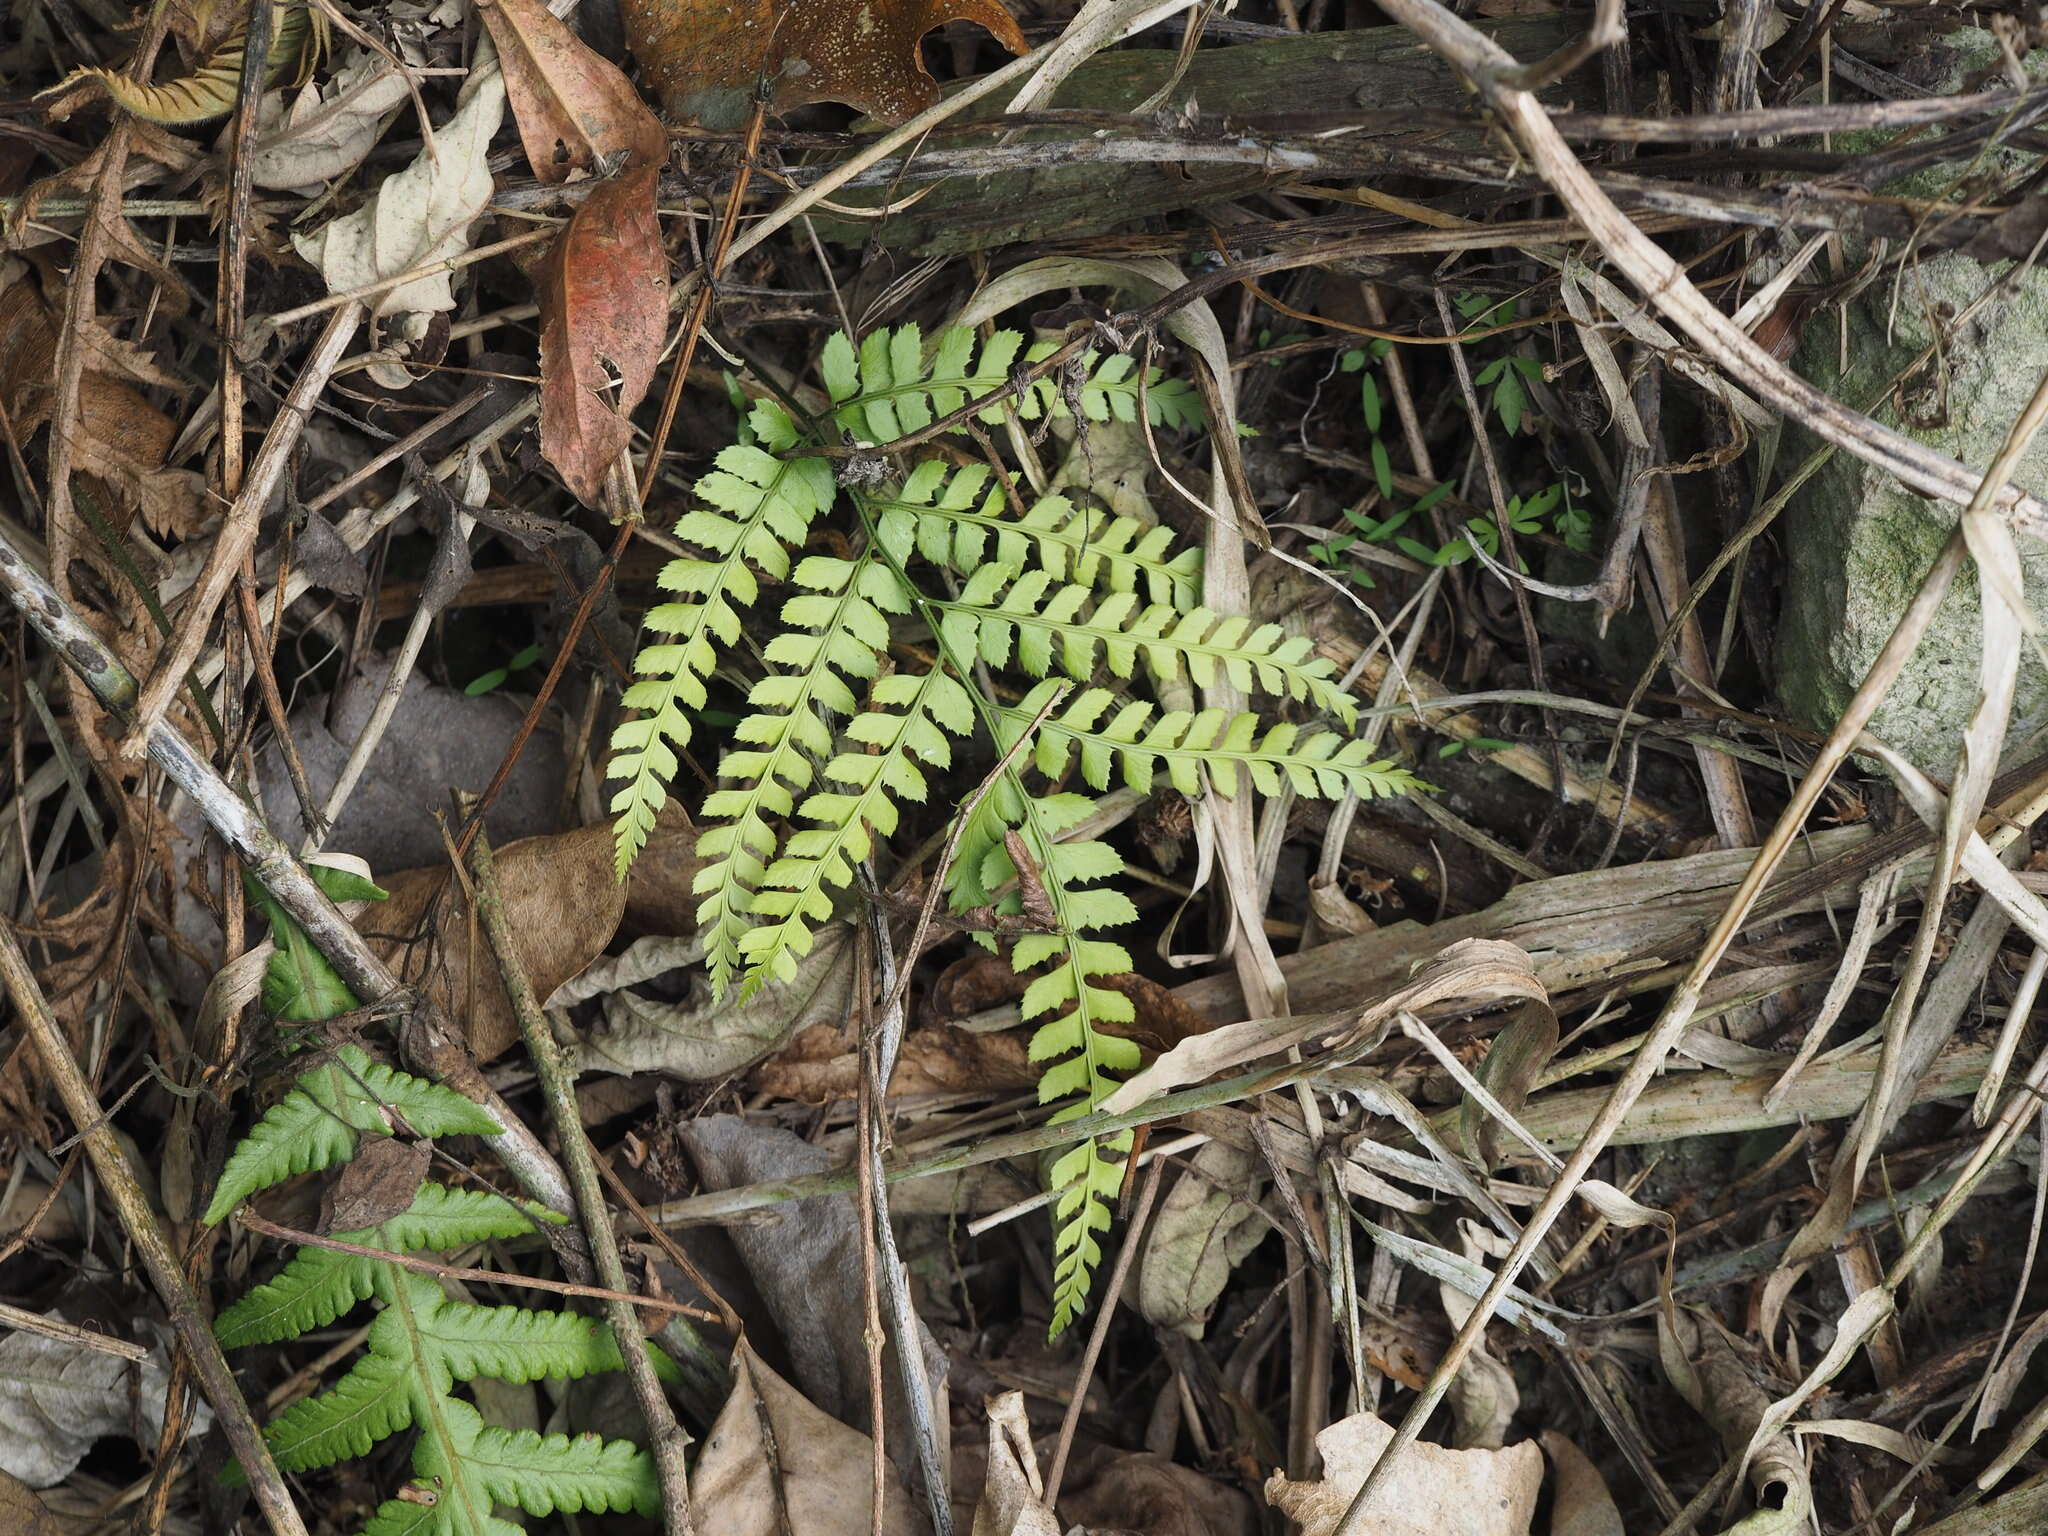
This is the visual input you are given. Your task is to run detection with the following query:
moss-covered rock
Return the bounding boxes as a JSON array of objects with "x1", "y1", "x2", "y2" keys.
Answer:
[{"x1": 1775, "y1": 30, "x2": 2048, "y2": 771}]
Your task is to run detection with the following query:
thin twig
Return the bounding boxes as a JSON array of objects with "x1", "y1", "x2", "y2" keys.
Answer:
[
  {"x1": 121, "y1": 303, "x2": 364, "y2": 761},
  {"x1": 0, "y1": 519, "x2": 578, "y2": 1222},
  {"x1": 1045, "y1": 1159, "x2": 1167, "y2": 1504},
  {"x1": 465, "y1": 821, "x2": 697, "y2": 1531},
  {"x1": 232, "y1": 1211, "x2": 718, "y2": 1321}
]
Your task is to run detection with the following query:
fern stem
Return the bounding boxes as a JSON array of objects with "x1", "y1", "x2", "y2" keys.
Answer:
[{"x1": 467, "y1": 823, "x2": 710, "y2": 1524}]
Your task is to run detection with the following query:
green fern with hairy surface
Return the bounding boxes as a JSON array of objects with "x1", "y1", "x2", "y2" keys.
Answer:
[
  {"x1": 211, "y1": 1053, "x2": 669, "y2": 1536},
  {"x1": 609, "y1": 322, "x2": 1421, "y2": 1332}
]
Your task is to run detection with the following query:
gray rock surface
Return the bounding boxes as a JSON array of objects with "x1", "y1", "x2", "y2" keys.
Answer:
[{"x1": 1775, "y1": 33, "x2": 2048, "y2": 771}]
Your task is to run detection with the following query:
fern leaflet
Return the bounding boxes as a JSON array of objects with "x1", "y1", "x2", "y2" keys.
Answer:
[{"x1": 607, "y1": 399, "x2": 837, "y2": 874}]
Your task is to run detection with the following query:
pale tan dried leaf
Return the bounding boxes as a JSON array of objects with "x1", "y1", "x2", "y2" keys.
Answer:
[
  {"x1": 691, "y1": 1340, "x2": 924, "y2": 1535},
  {"x1": 1104, "y1": 938, "x2": 1545, "y2": 1114},
  {"x1": 972, "y1": 1392, "x2": 1062, "y2": 1536},
  {"x1": 293, "y1": 50, "x2": 504, "y2": 317},
  {"x1": 0, "y1": 1470, "x2": 53, "y2": 1535},
  {"x1": 1265, "y1": 1412, "x2": 1542, "y2": 1536},
  {"x1": 241, "y1": 51, "x2": 409, "y2": 189},
  {"x1": 1538, "y1": 1432, "x2": 1622, "y2": 1536}
]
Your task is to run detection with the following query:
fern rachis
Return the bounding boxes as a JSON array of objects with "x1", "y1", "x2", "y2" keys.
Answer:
[
  {"x1": 609, "y1": 322, "x2": 1423, "y2": 1331},
  {"x1": 210, "y1": 1048, "x2": 668, "y2": 1535}
]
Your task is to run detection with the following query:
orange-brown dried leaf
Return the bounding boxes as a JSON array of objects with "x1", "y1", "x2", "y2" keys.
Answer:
[
  {"x1": 538, "y1": 163, "x2": 668, "y2": 507},
  {"x1": 621, "y1": 0, "x2": 1027, "y2": 128},
  {"x1": 0, "y1": 269, "x2": 204, "y2": 538},
  {"x1": 477, "y1": 0, "x2": 666, "y2": 181}
]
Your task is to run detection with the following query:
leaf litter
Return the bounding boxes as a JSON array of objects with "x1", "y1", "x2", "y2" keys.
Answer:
[{"x1": 5, "y1": 0, "x2": 2048, "y2": 1534}]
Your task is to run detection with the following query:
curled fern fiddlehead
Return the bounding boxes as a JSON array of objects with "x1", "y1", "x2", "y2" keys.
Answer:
[{"x1": 611, "y1": 322, "x2": 1423, "y2": 1330}]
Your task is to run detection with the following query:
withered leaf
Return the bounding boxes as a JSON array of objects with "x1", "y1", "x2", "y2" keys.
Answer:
[
  {"x1": 477, "y1": 0, "x2": 666, "y2": 181},
  {"x1": 318, "y1": 1134, "x2": 431, "y2": 1235},
  {"x1": 537, "y1": 164, "x2": 668, "y2": 507},
  {"x1": 0, "y1": 265, "x2": 203, "y2": 539},
  {"x1": 621, "y1": 0, "x2": 1028, "y2": 128}
]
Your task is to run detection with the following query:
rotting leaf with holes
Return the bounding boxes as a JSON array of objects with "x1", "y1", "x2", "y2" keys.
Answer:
[
  {"x1": 477, "y1": 0, "x2": 667, "y2": 180},
  {"x1": 537, "y1": 164, "x2": 668, "y2": 506},
  {"x1": 620, "y1": 0, "x2": 1028, "y2": 129}
]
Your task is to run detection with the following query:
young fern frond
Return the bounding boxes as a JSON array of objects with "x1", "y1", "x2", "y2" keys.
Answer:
[
  {"x1": 823, "y1": 323, "x2": 1202, "y2": 442},
  {"x1": 616, "y1": 322, "x2": 1423, "y2": 1331},
  {"x1": 1006, "y1": 681, "x2": 1424, "y2": 800},
  {"x1": 740, "y1": 659, "x2": 977, "y2": 989},
  {"x1": 213, "y1": 1055, "x2": 666, "y2": 1536},
  {"x1": 935, "y1": 565, "x2": 1356, "y2": 719}
]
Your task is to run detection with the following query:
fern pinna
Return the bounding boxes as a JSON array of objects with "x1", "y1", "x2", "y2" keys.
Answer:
[
  {"x1": 209, "y1": 1046, "x2": 668, "y2": 1535},
  {"x1": 608, "y1": 324, "x2": 1422, "y2": 1333}
]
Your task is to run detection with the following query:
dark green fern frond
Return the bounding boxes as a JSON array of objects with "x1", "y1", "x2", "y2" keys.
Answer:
[
  {"x1": 262, "y1": 1352, "x2": 415, "y2": 1475},
  {"x1": 365, "y1": 1401, "x2": 656, "y2": 1536},
  {"x1": 204, "y1": 1046, "x2": 501, "y2": 1225},
  {"x1": 216, "y1": 1187, "x2": 556, "y2": 1348},
  {"x1": 1015, "y1": 342, "x2": 1204, "y2": 430},
  {"x1": 215, "y1": 1055, "x2": 664, "y2": 1534}
]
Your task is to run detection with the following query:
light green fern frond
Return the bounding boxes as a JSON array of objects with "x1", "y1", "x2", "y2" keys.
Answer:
[
  {"x1": 608, "y1": 400, "x2": 838, "y2": 875},
  {"x1": 692, "y1": 550, "x2": 907, "y2": 992},
  {"x1": 205, "y1": 1046, "x2": 501, "y2": 1225},
  {"x1": 873, "y1": 460, "x2": 1202, "y2": 607},
  {"x1": 936, "y1": 566, "x2": 1356, "y2": 721},
  {"x1": 824, "y1": 324, "x2": 1201, "y2": 443},
  {"x1": 1007, "y1": 682, "x2": 1427, "y2": 799},
  {"x1": 737, "y1": 660, "x2": 978, "y2": 990},
  {"x1": 943, "y1": 781, "x2": 1142, "y2": 1334},
  {"x1": 608, "y1": 320, "x2": 1428, "y2": 1337}
]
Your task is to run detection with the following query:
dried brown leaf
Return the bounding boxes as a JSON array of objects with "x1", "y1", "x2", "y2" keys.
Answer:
[
  {"x1": 621, "y1": 0, "x2": 1027, "y2": 128},
  {"x1": 753, "y1": 1020, "x2": 1037, "y2": 1102},
  {"x1": 317, "y1": 1134, "x2": 430, "y2": 1234},
  {"x1": 693, "y1": 1341, "x2": 924, "y2": 1533},
  {"x1": 368, "y1": 821, "x2": 625, "y2": 1062},
  {"x1": 477, "y1": 0, "x2": 666, "y2": 180},
  {"x1": 0, "y1": 268, "x2": 203, "y2": 538},
  {"x1": 537, "y1": 163, "x2": 668, "y2": 507}
]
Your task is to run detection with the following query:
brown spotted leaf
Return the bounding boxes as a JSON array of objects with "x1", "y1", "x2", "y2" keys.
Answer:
[
  {"x1": 477, "y1": 0, "x2": 666, "y2": 181},
  {"x1": 621, "y1": 0, "x2": 1027, "y2": 128},
  {"x1": 537, "y1": 163, "x2": 668, "y2": 507},
  {"x1": 318, "y1": 1134, "x2": 430, "y2": 1235}
]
